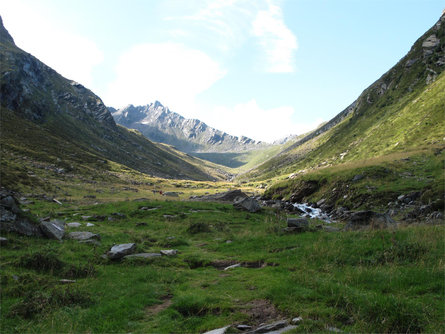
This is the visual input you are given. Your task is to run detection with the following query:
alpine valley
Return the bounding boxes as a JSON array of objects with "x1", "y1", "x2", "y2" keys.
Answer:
[{"x1": 1, "y1": 11, "x2": 444, "y2": 334}]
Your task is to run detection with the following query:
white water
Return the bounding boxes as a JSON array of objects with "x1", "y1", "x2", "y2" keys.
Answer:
[{"x1": 293, "y1": 203, "x2": 332, "y2": 223}]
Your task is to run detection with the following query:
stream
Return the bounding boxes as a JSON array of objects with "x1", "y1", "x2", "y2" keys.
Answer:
[{"x1": 293, "y1": 203, "x2": 332, "y2": 223}]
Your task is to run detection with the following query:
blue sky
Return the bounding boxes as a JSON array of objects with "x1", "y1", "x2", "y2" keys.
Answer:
[{"x1": 1, "y1": 0, "x2": 443, "y2": 142}]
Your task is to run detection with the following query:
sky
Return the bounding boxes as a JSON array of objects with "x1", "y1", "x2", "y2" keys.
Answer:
[{"x1": 1, "y1": 0, "x2": 443, "y2": 142}]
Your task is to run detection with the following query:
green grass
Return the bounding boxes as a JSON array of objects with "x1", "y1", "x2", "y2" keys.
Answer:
[{"x1": 1, "y1": 197, "x2": 443, "y2": 333}]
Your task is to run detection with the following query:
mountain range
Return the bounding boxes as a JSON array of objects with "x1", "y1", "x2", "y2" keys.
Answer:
[{"x1": 111, "y1": 102, "x2": 264, "y2": 153}]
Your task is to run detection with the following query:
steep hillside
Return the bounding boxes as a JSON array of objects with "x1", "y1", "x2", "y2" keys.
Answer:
[
  {"x1": 0, "y1": 17, "x2": 223, "y2": 185},
  {"x1": 112, "y1": 102, "x2": 265, "y2": 153},
  {"x1": 243, "y1": 14, "x2": 445, "y2": 183}
]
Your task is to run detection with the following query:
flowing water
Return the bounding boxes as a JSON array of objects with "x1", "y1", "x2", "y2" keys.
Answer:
[{"x1": 293, "y1": 203, "x2": 332, "y2": 223}]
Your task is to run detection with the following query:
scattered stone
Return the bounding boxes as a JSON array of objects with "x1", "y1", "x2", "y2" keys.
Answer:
[
  {"x1": 234, "y1": 197, "x2": 262, "y2": 213},
  {"x1": 67, "y1": 231, "x2": 101, "y2": 241},
  {"x1": 0, "y1": 237, "x2": 8, "y2": 246},
  {"x1": 124, "y1": 252, "x2": 161, "y2": 259},
  {"x1": 53, "y1": 198, "x2": 62, "y2": 205},
  {"x1": 59, "y1": 279, "x2": 76, "y2": 284},
  {"x1": 266, "y1": 325, "x2": 298, "y2": 334},
  {"x1": 160, "y1": 249, "x2": 178, "y2": 256},
  {"x1": 203, "y1": 326, "x2": 230, "y2": 334},
  {"x1": 223, "y1": 263, "x2": 241, "y2": 271},
  {"x1": 345, "y1": 211, "x2": 396, "y2": 230},
  {"x1": 107, "y1": 243, "x2": 136, "y2": 259},
  {"x1": 163, "y1": 192, "x2": 179, "y2": 197},
  {"x1": 67, "y1": 222, "x2": 81, "y2": 227},
  {"x1": 0, "y1": 190, "x2": 43, "y2": 237},
  {"x1": 253, "y1": 320, "x2": 288, "y2": 333},
  {"x1": 40, "y1": 219, "x2": 65, "y2": 240},
  {"x1": 111, "y1": 212, "x2": 126, "y2": 218},
  {"x1": 291, "y1": 317, "x2": 303, "y2": 324},
  {"x1": 86, "y1": 223, "x2": 95, "y2": 227},
  {"x1": 237, "y1": 324, "x2": 253, "y2": 331}
]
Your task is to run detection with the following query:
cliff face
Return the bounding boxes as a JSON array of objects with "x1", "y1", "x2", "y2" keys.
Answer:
[{"x1": 112, "y1": 102, "x2": 264, "y2": 153}]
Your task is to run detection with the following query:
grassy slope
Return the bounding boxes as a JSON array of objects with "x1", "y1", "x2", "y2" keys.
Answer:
[{"x1": 1, "y1": 197, "x2": 443, "y2": 333}]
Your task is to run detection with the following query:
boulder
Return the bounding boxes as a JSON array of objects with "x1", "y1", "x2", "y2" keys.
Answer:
[
  {"x1": 67, "y1": 222, "x2": 81, "y2": 227},
  {"x1": 233, "y1": 197, "x2": 262, "y2": 213},
  {"x1": 164, "y1": 192, "x2": 179, "y2": 197},
  {"x1": 193, "y1": 189, "x2": 248, "y2": 202},
  {"x1": 107, "y1": 243, "x2": 136, "y2": 259},
  {"x1": 287, "y1": 218, "x2": 309, "y2": 230},
  {"x1": 345, "y1": 211, "x2": 396, "y2": 230},
  {"x1": 67, "y1": 231, "x2": 101, "y2": 241},
  {"x1": 254, "y1": 320, "x2": 288, "y2": 333},
  {"x1": 40, "y1": 220, "x2": 65, "y2": 240},
  {"x1": 124, "y1": 252, "x2": 161, "y2": 259},
  {"x1": 0, "y1": 190, "x2": 43, "y2": 237},
  {"x1": 160, "y1": 249, "x2": 178, "y2": 256}
]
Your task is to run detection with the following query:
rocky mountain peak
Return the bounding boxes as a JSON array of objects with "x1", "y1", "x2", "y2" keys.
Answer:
[{"x1": 0, "y1": 16, "x2": 15, "y2": 45}]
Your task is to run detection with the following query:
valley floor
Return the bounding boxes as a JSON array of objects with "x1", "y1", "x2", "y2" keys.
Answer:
[{"x1": 1, "y1": 191, "x2": 443, "y2": 333}]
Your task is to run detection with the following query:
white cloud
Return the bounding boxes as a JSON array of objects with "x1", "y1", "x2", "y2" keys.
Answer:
[
  {"x1": 1, "y1": 1, "x2": 103, "y2": 88},
  {"x1": 200, "y1": 99, "x2": 320, "y2": 143},
  {"x1": 166, "y1": 0, "x2": 297, "y2": 71},
  {"x1": 252, "y1": 1, "x2": 298, "y2": 72},
  {"x1": 104, "y1": 43, "x2": 227, "y2": 111}
]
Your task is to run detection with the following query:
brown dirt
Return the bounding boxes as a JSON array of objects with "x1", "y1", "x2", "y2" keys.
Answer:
[
  {"x1": 145, "y1": 295, "x2": 172, "y2": 316},
  {"x1": 240, "y1": 299, "x2": 285, "y2": 326}
]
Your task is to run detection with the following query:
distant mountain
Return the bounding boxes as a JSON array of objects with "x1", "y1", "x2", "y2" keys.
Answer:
[
  {"x1": 0, "y1": 16, "x2": 224, "y2": 184},
  {"x1": 111, "y1": 102, "x2": 265, "y2": 153},
  {"x1": 244, "y1": 13, "x2": 445, "y2": 181}
]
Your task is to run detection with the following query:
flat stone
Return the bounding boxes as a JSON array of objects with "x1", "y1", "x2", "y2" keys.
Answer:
[
  {"x1": 59, "y1": 279, "x2": 76, "y2": 284},
  {"x1": 124, "y1": 252, "x2": 161, "y2": 259},
  {"x1": 67, "y1": 231, "x2": 101, "y2": 241},
  {"x1": 160, "y1": 249, "x2": 178, "y2": 256},
  {"x1": 203, "y1": 326, "x2": 230, "y2": 334},
  {"x1": 254, "y1": 320, "x2": 288, "y2": 333},
  {"x1": 81, "y1": 216, "x2": 92, "y2": 220},
  {"x1": 40, "y1": 220, "x2": 65, "y2": 240},
  {"x1": 86, "y1": 223, "x2": 95, "y2": 227},
  {"x1": 67, "y1": 222, "x2": 81, "y2": 227},
  {"x1": 236, "y1": 324, "x2": 252, "y2": 331},
  {"x1": 107, "y1": 243, "x2": 136, "y2": 259},
  {"x1": 223, "y1": 263, "x2": 241, "y2": 271}
]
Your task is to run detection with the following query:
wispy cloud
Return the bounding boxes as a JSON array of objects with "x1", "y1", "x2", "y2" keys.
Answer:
[
  {"x1": 165, "y1": 0, "x2": 297, "y2": 72},
  {"x1": 252, "y1": 0, "x2": 298, "y2": 72}
]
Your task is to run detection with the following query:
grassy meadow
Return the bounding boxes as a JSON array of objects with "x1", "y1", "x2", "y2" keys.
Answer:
[{"x1": 1, "y1": 188, "x2": 444, "y2": 333}]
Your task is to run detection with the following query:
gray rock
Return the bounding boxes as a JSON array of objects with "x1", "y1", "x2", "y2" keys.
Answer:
[
  {"x1": 234, "y1": 197, "x2": 262, "y2": 213},
  {"x1": 253, "y1": 320, "x2": 288, "y2": 333},
  {"x1": 40, "y1": 220, "x2": 65, "y2": 240},
  {"x1": 265, "y1": 325, "x2": 298, "y2": 334},
  {"x1": 164, "y1": 192, "x2": 179, "y2": 197},
  {"x1": 81, "y1": 216, "x2": 92, "y2": 220},
  {"x1": 203, "y1": 326, "x2": 230, "y2": 334},
  {"x1": 67, "y1": 231, "x2": 101, "y2": 241},
  {"x1": 59, "y1": 279, "x2": 76, "y2": 284},
  {"x1": 422, "y1": 34, "x2": 440, "y2": 48},
  {"x1": 107, "y1": 243, "x2": 136, "y2": 259},
  {"x1": 352, "y1": 174, "x2": 364, "y2": 182},
  {"x1": 67, "y1": 222, "x2": 81, "y2": 227},
  {"x1": 223, "y1": 263, "x2": 241, "y2": 271},
  {"x1": 160, "y1": 249, "x2": 178, "y2": 256},
  {"x1": 124, "y1": 252, "x2": 161, "y2": 259},
  {"x1": 345, "y1": 211, "x2": 396, "y2": 230},
  {"x1": 291, "y1": 317, "x2": 303, "y2": 324},
  {"x1": 86, "y1": 223, "x2": 95, "y2": 227},
  {"x1": 287, "y1": 218, "x2": 309, "y2": 229},
  {"x1": 237, "y1": 324, "x2": 252, "y2": 331}
]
